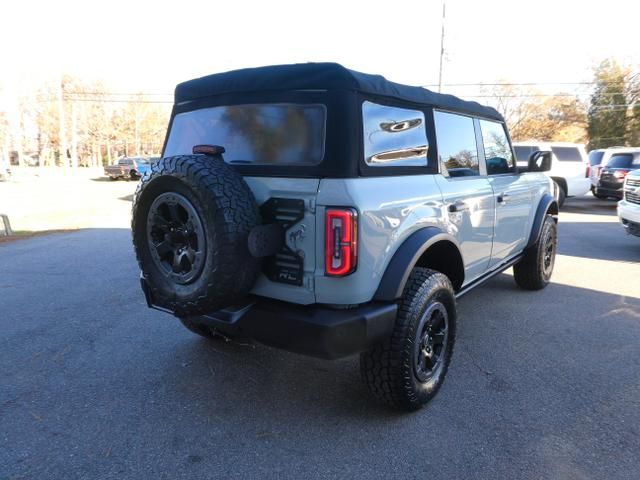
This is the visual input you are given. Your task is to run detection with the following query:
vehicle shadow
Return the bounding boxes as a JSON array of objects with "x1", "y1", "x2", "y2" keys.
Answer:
[
  {"x1": 151, "y1": 272, "x2": 640, "y2": 428},
  {"x1": 562, "y1": 196, "x2": 618, "y2": 216},
  {"x1": 558, "y1": 221, "x2": 640, "y2": 263},
  {"x1": 90, "y1": 176, "x2": 117, "y2": 182}
]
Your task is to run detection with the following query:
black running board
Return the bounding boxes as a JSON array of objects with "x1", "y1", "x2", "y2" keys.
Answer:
[{"x1": 455, "y1": 253, "x2": 523, "y2": 299}]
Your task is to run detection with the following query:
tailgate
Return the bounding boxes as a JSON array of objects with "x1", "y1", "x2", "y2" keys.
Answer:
[{"x1": 243, "y1": 177, "x2": 320, "y2": 305}]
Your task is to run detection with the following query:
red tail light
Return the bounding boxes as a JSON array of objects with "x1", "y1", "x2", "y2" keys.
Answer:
[
  {"x1": 614, "y1": 170, "x2": 628, "y2": 180},
  {"x1": 586, "y1": 165, "x2": 590, "y2": 178},
  {"x1": 325, "y1": 208, "x2": 357, "y2": 276}
]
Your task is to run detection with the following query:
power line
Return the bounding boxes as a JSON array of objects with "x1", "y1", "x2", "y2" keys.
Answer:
[{"x1": 63, "y1": 91, "x2": 172, "y2": 97}]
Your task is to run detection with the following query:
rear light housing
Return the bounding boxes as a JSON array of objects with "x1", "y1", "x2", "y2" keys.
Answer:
[
  {"x1": 325, "y1": 208, "x2": 357, "y2": 276},
  {"x1": 614, "y1": 170, "x2": 628, "y2": 180},
  {"x1": 586, "y1": 164, "x2": 590, "y2": 178}
]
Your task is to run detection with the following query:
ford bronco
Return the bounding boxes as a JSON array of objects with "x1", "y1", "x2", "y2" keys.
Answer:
[{"x1": 132, "y1": 63, "x2": 558, "y2": 411}]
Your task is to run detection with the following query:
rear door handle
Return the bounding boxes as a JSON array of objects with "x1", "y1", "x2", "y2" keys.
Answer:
[{"x1": 448, "y1": 201, "x2": 469, "y2": 213}]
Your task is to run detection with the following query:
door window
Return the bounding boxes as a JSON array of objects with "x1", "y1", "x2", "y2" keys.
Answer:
[
  {"x1": 434, "y1": 111, "x2": 480, "y2": 177},
  {"x1": 479, "y1": 120, "x2": 515, "y2": 175}
]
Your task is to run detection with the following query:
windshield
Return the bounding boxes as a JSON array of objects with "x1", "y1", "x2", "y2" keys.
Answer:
[
  {"x1": 588, "y1": 150, "x2": 604, "y2": 165},
  {"x1": 164, "y1": 104, "x2": 326, "y2": 165},
  {"x1": 551, "y1": 146, "x2": 582, "y2": 162}
]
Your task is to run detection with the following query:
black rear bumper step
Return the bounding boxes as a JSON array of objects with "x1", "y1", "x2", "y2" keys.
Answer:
[{"x1": 140, "y1": 277, "x2": 397, "y2": 359}]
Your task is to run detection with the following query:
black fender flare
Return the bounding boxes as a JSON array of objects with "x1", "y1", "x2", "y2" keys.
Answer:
[
  {"x1": 526, "y1": 193, "x2": 558, "y2": 249},
  {"x1": 373, "y1": 227, "x2": 462, "y2": 302}
]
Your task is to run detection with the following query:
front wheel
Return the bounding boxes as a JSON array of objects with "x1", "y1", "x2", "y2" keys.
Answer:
[
  {"x1": 360, "y1": 268, "x2": 457, "y2": 411},
  {"x1": 513, "y1": 215, "x2": 557, "y2": 290}
]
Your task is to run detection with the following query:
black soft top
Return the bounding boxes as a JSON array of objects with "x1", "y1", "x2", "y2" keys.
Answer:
[{"x1": 175, "y1": 62, "x2": 503, "y2": 122}]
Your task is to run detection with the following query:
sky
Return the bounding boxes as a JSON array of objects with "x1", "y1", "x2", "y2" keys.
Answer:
[{"x1": 1, "y1": 0, "x2": 639, "y2": 100}]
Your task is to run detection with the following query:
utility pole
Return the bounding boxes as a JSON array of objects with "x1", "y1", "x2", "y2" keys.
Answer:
[
  {"x1": 57, "y1": 76, "x2": 68, "y2": 168},
  {"x1": 437, "y1": 0, "x2": 446, "y2": 93},
  {"x1": 71, "y1": 102, "x2": 78, "y2": 169}
]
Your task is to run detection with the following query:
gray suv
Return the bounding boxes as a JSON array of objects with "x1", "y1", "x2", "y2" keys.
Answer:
[{"x1": 132, "y1": 63, "x2": 558, "y2": 411}]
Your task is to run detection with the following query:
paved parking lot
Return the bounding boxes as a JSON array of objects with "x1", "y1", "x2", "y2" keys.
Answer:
[{"x1": 1, "y1": 194, "x2": 639, "y2": 479}]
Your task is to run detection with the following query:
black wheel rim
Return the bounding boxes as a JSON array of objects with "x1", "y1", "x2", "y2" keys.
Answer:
[
  {"x1": 414, "y1": 301, "x2": 449, "y2": 383},
  {"x1": 146, "y1": 192, "x2": 206, "y2": 285},
  {"x1": 542, "y1": 228, "x2": 556, "y2": 277}
]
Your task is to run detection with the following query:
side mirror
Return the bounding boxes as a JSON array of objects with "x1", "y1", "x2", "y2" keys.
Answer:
[{"x1": 528, "y1": 150, "x2": 552, "y2": 172}]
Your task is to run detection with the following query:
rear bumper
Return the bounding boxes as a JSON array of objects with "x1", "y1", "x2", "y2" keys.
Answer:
[
  {"x1": 140, "y1": 277, "x2": 397, "y2": 359},
  {"x1": 596, "y1": 186, "x2": 623, "y2": 199}
]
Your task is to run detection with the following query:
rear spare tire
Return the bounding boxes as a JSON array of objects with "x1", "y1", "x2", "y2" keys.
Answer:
[{"x1": 132, "y1": 155, "x2": 261, "y2": 315}]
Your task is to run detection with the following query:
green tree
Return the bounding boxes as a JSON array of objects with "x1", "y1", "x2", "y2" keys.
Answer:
[{"x1": 587, "y1": 59, "x2": 629, "y2": 150}]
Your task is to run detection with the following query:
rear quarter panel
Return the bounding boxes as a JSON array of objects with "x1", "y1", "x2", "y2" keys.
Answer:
[{"x1": 314, "y1": 175, "x2": 445, "y2": 304}]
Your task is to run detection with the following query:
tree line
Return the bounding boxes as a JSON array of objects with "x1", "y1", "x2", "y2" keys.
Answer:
[
  {"x1": 481, "y1": 58, "x2": 639, "y2": 150},
  {"x1": 1, "y1": 59, "x2": 638, "y2": 168},
  {"x1": 0, "y1": 75, "x2": 170, "y2": 168}
]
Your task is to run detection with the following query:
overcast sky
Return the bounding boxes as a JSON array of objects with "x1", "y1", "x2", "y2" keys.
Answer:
[{"x1": 2, "y1": 0, "x2": 639, "y2": 97}]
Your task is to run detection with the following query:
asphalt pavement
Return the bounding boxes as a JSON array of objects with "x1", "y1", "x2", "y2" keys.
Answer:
[{"x1": 1, "y1": 196, "x2": 639, "y2": 479}]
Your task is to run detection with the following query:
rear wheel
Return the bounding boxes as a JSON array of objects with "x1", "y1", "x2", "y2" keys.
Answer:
[
  {"x1": 360, "y1": 268, "x2": 456, "y2": 411},
  {"x1": 593, "y1": 190, "x2": 608, "y2": 200},
  {"x1": 513, "y1": 215, "x2": 557, "y2": 290}
]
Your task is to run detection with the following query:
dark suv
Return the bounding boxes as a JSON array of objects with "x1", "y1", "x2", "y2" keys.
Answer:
[{"x1": 596, "y1": 151, "x2": 640, "y2": 199}]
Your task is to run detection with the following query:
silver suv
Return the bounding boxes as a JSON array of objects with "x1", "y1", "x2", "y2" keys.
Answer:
[{"x1": 132, "y1": 63, "x2": 558, "y2": 411}]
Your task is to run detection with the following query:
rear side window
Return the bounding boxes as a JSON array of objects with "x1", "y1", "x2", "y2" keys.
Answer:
[
  {"x1": 479, "y1": 120, "x2": 514, "y2": 175},
  {"x1": 551, "y1": 146, "x2": 582, "y2": 162},
  {"x1": 434, "y1": 111, "x2": 480, "y2": 177},
  {"x1": 362, "y1": 102, "x2": 428, "y2": 167},
  {"x1": 607, "y1": 154, "x2": 633, "y2": 168},
  {"x1": 164, "y1": 104, "x2": 326, "y2": 165},
  {"x1": 514, "y1": 145, "x2": 537, "y2": 162},
  {"x1": 588, "y1": 150, "x2": 604, "y2": 165}
]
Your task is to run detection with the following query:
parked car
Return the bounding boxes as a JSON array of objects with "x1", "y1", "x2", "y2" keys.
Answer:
[
  {"x1": 104, "y1": 157, "x2": 151, "y2": 180},
  {"x1": 618, "y1": 169, "x2": 640, "y2": 236},
  {"x1": 589, "y1": 147, "x2": 640, "y2": 193},
  {"x1": 588, "y1": 148, "x2": 606, "y2": 189},
  {"x1": 595, "y1": 151, "x2": 640, "y2": 200},
  {"x1": 514, "y1": 142, "x2": 590, "y2": 206},
  {"x1": 130, "y1": 63, "x2": 558, "y2": 411}
]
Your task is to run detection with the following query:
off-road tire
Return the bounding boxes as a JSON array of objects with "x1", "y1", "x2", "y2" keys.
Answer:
[
  {"x1": 513, "y1": 215, "x2": 557, "y2": 290},
  {"x1": 132, "y1": 155, "x2": 261, "y2": 315},
  {"x1": 360, "y1": 268, "x2": 457, "y2": 411}
]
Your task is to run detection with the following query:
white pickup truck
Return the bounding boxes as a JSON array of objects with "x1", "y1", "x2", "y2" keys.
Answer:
[{"x1": 514, "y1": 142, "x2": 591, "y2": 206}]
